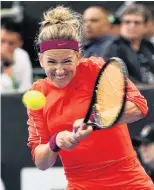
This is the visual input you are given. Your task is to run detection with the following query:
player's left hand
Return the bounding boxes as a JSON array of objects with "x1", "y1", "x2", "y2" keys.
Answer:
[{"x1": 73, "y1": 119, "x2": 93, "y2": 140}]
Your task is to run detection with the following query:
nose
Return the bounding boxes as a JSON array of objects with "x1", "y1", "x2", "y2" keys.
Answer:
[
  {"x1": 55, "y1": 64, "x2": 65, "y2": 76},
  {"x1": 128, "y1": 22, "x2": 136, "y2": 28},
  {"x1": 2, "y1": 42, "x2": 11, "y2": 52},
  {"x1": 84, "y1": 21, "x2": 90, "y2": 29}
]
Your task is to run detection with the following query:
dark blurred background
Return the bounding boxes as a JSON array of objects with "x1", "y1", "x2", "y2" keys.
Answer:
[
  {"x1": 1, "y1": 1, "x2": 154, "y2": 67},
  {"x1": 1, "y1": 1, "x2": 154, "y2": 190}
]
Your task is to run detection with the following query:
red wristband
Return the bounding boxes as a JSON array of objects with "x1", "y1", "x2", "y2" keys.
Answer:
[{"x1": 49, "y1": 133, "x2": 61, "y2": 152}]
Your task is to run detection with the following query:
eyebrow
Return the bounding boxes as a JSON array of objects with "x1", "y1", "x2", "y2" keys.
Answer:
[
  {"x1": 63, "y1": 57, "x2": 73, "y2": 61},
  {"x1": 46, "y1": 56, "x2": 73, "y2": 61}
]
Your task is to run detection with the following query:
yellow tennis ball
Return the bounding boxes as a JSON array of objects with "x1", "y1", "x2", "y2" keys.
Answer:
[{"x1": 22, "y1": 90, "x2": 46, "y2": 110}]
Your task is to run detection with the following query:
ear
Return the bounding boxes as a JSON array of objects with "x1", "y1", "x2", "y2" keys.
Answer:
[
  {"x1": 76, "y1": 52, "x2": 81, "y2": 66},
  {"x1": 18, "y1": 40, "x2": 23, "y2": 48},
  {"x1": 38, "y1": 53, "x2": 44, "y2": 68}
]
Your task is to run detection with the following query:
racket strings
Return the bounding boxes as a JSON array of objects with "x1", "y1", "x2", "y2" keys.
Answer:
[
  {"x1": 103, "y1": 66, "x2": 124, "y2": 95},
  {"x1": 95, "y1": 62, "x2": 126, "y2": 127},
  {"x1": 97, "y1": 65, "x2": 124, "y2": 107}
]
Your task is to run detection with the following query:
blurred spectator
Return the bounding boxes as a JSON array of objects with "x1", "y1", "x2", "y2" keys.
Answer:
[
  {"x1": 132, "y1": 123, "x2": 154, "y2": 182},
  {"x1": 108, "y1": 16, "x2": 120, "y2": 37},
  {"x1": 83, "y1": 6, "x2": 112, "y2": 58},
  {"x1": 102, "y1": 4, "x2": 154, "y2": 85},
  {"x1": 1, "y1": 21, "x2": 32, "y2": 93},
  {"x1": 109, "y1": 24, "x2": 120, "y2": 37},
  {"x1": 145, "y1": 9, "x2": 154, "y2": 45},
  {"x1": 0, "y1": 178, "x2": 5, "y2": 190}
]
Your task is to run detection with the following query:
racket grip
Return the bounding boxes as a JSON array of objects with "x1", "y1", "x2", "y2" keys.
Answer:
[
  {"x1": 72, "y1": 124, "x2": 79, "y2": 140},
  {"x1": 73, "y1": 123, "x2": 84, "y2": 133},
  {"x1": 72, "y1": 123, "x2": 86, "y2": 141},
  {"x1": 72, "y1": 127, "x2": 79, "y2": 141},
  {"x1": 86, "y1": 123, "x2": 101, "y2": 130}
]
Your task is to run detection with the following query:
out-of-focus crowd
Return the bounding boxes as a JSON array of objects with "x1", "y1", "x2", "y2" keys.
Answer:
[
  {"x1": 1, "y1": 2, "x2": 154, "y2": 183},
  {"x1": 1, "y1": 3, "x2": 154, "y2": 94}
]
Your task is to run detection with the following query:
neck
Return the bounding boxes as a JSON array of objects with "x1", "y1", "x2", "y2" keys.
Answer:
[
  {"x1": 121, "y1": 35, "x2": 142, "y2": 51},
  {"x1": 130, "y1": 39, "x2": 141, "y2": 52}
]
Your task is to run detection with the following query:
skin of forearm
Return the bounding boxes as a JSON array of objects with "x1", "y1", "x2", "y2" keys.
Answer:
[
  {"x1": 117, "y1": 101, "x2": 143, "y2": 125},
  {"x1": 34, "y1": 143, "x2": 58, "y2": 170}
]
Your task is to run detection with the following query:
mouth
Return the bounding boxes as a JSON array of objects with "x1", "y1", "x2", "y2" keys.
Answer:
[{"x1": 54, "y1": 74, "x2": 68, "y2": 80}]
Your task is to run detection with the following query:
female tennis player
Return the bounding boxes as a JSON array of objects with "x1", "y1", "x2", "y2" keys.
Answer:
[{"x1": 27, "y1": 6, "x2": 154, "y2": 190}]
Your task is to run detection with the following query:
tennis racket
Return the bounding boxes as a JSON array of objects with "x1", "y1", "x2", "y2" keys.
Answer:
[{"x1": 76, "y1": 57, "x2": 128, "y2": 131}]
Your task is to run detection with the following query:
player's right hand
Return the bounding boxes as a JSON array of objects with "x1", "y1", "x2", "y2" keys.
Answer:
[
  {"x1": 73, "y1": 119, "x2": 93, "y2": 140},
  {"x1": 56, "y1": 131, "x2": 79, "y2": 151}
]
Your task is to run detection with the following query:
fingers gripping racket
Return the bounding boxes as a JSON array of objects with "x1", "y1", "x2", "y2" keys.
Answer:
[{"x1": 75, "y1": 57, "x2": 128, "y2": 132}]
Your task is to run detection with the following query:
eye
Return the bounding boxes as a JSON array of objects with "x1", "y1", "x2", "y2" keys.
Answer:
[
  {"x1": 47, "y1": 60, "x2": 57, "y2": 64},
  {"x1": 9, "y1": 41, "x2": 15, "y2": 46},
  {"x1": 63, "y1": 60, "x2": 72, "y2": 64}
]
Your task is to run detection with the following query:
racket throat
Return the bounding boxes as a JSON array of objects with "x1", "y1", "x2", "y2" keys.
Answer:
[{"x1": 86, "y1": 123, "x2": 101, "y2": 130}]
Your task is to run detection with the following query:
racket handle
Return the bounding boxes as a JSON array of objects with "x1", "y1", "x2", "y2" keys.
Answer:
[
  {"x1": 73, "y1": 123, "x2": 87, "y2": 141},
  {"x1": 73, "y1": 123, "x2": 100, "y2": 133},
  {"x1": 72, "y1": 124, "x2": 82, "y2": 141},
  {"x1": 73, "y1": 123, "x2": 87, "y2": 140},
  {"x1": 86, "y1": 123, "x2": 101, "y2": 130},
  {"x1": 73, "y1": 123, "x2": 85, "y2": 134}
]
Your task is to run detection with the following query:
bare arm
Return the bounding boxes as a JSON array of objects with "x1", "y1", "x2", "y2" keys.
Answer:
[
  {"x1": 120, "y1": 78, "x2": 148, "y2": 124},
  {"x1": 117, "y1": 78, "x2": 149, "y2": 124},
  {"x1": 101, "y1": 78, "x2": 148, "y2": 126},
  {"x1": 100, "y1": 101, "x2": 143, "y2": 126},
  {"x1": 34, "y1": 127, "x2": 94, "y2": 171},
  {"x1": 34, "y1": 143, "x2": 58, "y2": 171},
  {"x1": 117, "y1": 101, "x2": 143, "y2": 125}
]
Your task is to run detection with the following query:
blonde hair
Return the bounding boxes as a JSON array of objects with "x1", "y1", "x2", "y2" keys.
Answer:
[
  {"x1": 121, "y1": 4, "x2": 151, "y2": 23},
  {"x1": 35, "y1": 6, "x2": 83, "y2": 50}
]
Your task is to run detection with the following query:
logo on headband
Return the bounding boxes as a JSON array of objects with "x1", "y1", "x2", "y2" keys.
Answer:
[{"x1": 58, "y1": 42, "x2": 67, "y2": 46}]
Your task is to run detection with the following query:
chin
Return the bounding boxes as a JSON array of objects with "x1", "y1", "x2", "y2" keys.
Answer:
[
  {"x1": 85, "y1": 34, "x2": 93, "y2": 40},
  {"x1": 53, "y1": 82, "x2": 69, "y2": 89},
  {"x1": 56, "y1": 85, "x2": 67, "y2": 89},
  {"x1": 126, "y1": 34, "x2": 140, "y2": 40}
]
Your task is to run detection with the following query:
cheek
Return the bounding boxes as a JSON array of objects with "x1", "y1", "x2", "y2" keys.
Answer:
[
  {"x1": 140, "y1": 27, "x2": 146, "y2": 35},
  {"x1": 149, "y1": 145, "x2": 154, "y2": 152},
  {"x1": 10, "y1": 46, "x2": 16, "y2": 53},
  {"x1": 121, "y1": 26, "x2": 127, "y2": 33},
  {"x1": 45, "y1": 69, "x2": 51, "y2": 76},
  {"x1": 139, "y1": 146, "x2": 147, "y2": 154},
  {"x1": 133, "y1": 26, "x2": 144, "y2": 33},
  {"x1": 70, "y1": 65, "x2": 77, "y2": 75},
  {"x1": 95, "y1": 24, "x2": 100, "y2": 31},
  {"x1": 44, "y1": 66, "x2": 54, "y2": 77}
]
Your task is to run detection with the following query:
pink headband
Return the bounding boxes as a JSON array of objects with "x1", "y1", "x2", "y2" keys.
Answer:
[{"x1": 40, "y1": 40, "x2": 79, "y2": 53}]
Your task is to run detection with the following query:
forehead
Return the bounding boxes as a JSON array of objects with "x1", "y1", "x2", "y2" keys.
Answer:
[
  {"x1": 1, "y1": 28, "x2": 20, "y2": 40},
  {"x1": 44, "y1": 49, "x2": 77, "y2": 59},
  {"x1": 122, "y1": 14, "x2": 144, "y2": 21},
  {"x1": 84, "y1": 8, "x2": 107, "y2": 20}
]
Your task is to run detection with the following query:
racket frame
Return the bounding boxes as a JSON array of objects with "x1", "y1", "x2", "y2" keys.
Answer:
[{"x1": 84, "y1": 57, "x2": 128, "y2": 130}]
